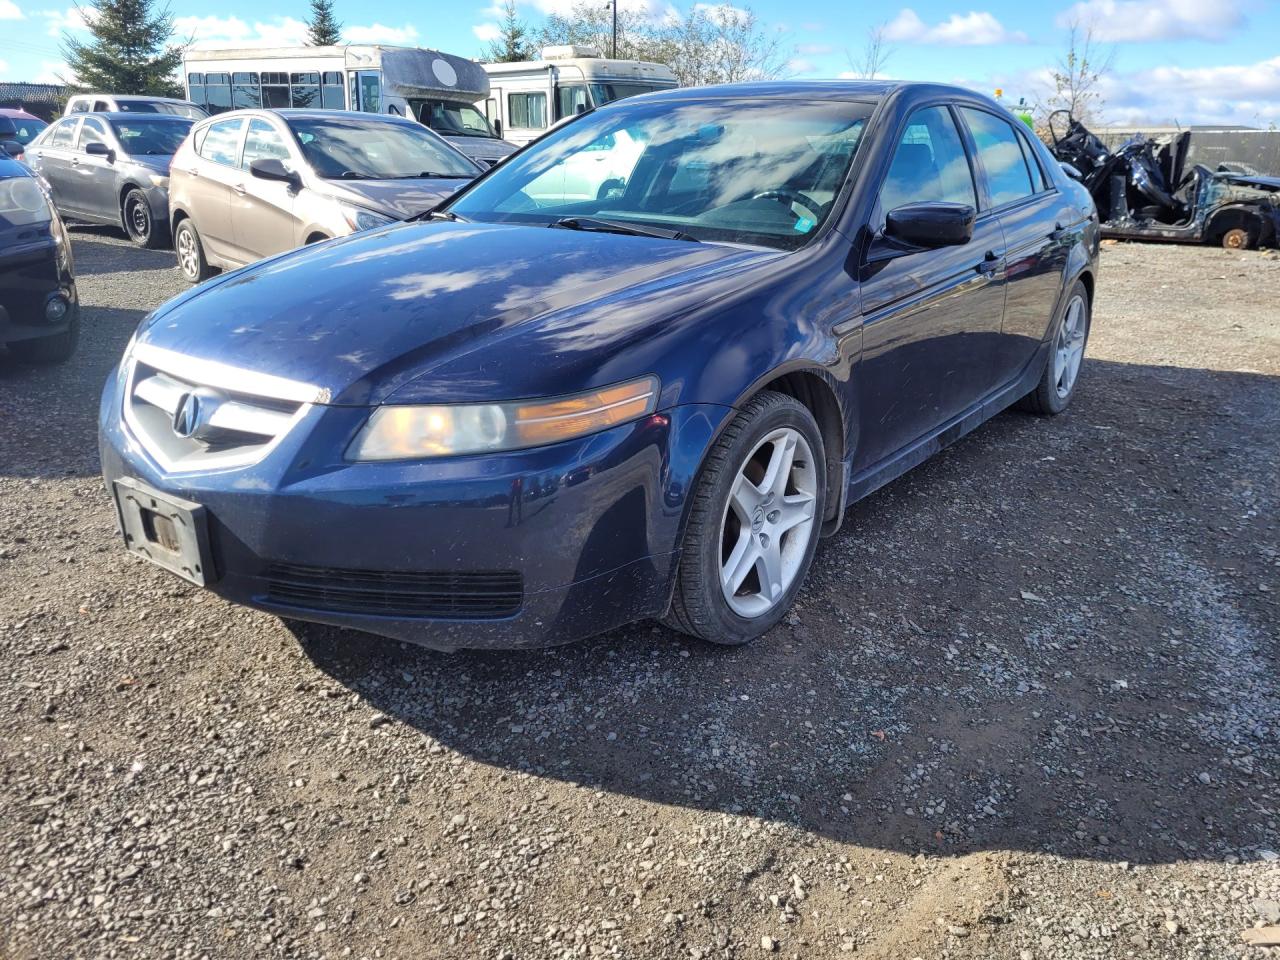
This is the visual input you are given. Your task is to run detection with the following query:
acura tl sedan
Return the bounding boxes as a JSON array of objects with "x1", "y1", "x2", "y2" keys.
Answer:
[
  {"x1": 99, "y1": 81, "x2": 1099, "y2": 650},
  {"x1": 25, "y1": 112, "x2": 194, "y2": 248},
  {"x1": 168, "y1": 110, "x2": 482, "y2": 283}
]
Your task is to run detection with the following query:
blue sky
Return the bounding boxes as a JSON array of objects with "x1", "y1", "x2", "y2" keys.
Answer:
[{"x1": 2, "y1": 0, "x2": 1278, "y2": 126}]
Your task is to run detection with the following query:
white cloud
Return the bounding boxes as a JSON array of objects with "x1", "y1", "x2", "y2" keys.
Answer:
[
  {"x1": 344, "y1": 22, "x2": 419, "y2": 44},
  {"x1": 531, "y1": 0, "x2": 669, "y2": 20},
  {"x1": 795, "y1": 42, "x2": 834, "y2": 55},
  {"x1": 39, "y1": 5, "x2": 89, "y2": 37},
  {"x1": 693, "y1": 2, "x2": 750, "y2": 25},
  {"x1": 35, "y1": 59, "x2": 70, "y2": 83},
  {"x1": 175, "y1": 15, "x2": 307, "y2": 48},
  {"x1": 0, "y1": 0, "x2": 23, "y2": 20},
  {"x1": 1056, "y1": 0, "x2": 1246, "y2": 43},
  {"x1": 885, "y1": 8, "x2": 1027, "y2": 46},
  {"x1": 472, "y1": 22, "x2": 501, "y2": 42},
  {"x1": 0, "y1": 58, "x2": 7, "y2": 73},
  {"x1": 787, "y1": 57, "x2": 815, "y2": 74}
]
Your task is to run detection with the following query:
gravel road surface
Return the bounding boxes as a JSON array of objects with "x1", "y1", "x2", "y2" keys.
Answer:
[{"x1": 1, "y1": 230, "x2": 1278, "y2": 960}]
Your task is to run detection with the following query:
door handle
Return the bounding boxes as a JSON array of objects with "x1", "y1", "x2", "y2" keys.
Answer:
[
  {"x1": 186, "y1": 167, "x2": 199, "y2": 177},
  {"x1": 233, "y1": 183, "x2": 246, "y2": 195},
  {"x1": 70, "y1": 158, "x2": 79, "y2": 167},
  {"x1": 977, "y1": 250, "x2": 1002, "y2": 276},
  {"x1": 1049, "y1": 221, "x2": 1069, "y2": 240}
]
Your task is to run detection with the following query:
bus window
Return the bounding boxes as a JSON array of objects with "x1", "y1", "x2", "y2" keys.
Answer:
[
  {"x1": 232, "y1": 72, "x2": 261, "y2": 110},
  {"x1": 204, "y1": 73, "x2": 232, "y2": 113},
  {"x1": 357, "y1": 73, "x2": 381, "y2": 113},
  {"x1": 321, "y1": 72, "x2": 345, "y2": 109},
  {"x1": 188, "y1": 73, "x2": 205, "y2": 109},
  {"x1": 291, "y1": 72, "x2": 320, "y2": 108},
  {"x1": 262, "y1": 72, "x2": 289, "y2": 109}
]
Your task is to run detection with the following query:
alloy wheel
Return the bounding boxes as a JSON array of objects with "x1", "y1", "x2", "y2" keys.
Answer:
[
  {"x1": 177, "y1": 226, "x2": 198, "y2": 279},
  {"x1": 1054, "y1": 294, "x2": 1087, "y2": 399},
  {"x1": 718, "y1": 427, "x2": 818, "y2": 618}
]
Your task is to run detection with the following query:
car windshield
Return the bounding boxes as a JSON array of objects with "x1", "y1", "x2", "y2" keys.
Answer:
[
  {"x1": 5, "y1": 116, "x2": 48, "y2": 145},
  {"x1": 446, "y1": 97, "x2": 873, "y2": 250},
  {"x1": 412, "y1": 99, "x2": 500, "y2": 139},
  {"x1": 119, "y1": 100, "x2": 207, "y2": 119},
  {"x1": 110, "y1": 117, "x2": 193, "y2": 156},
  {"x1": 286, "y1": 117, "x2": 480, "y2": 180}
]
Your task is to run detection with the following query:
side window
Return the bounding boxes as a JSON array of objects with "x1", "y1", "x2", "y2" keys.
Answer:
[
  {"x1": 1016, "y1": 126, "x2": 1049, "y2": 191},
  {"x1": 241, "y1": 118, "x2": 291, "y2": 169},
  {"x1": 197, "y1": 117, "x2": 244, "y2": 166},
  {"x1": 93, "y1": 100, "x2": 110, "y2": 112},
  {"x1": 49, "y1": 119, "x2": 79, "y2": 147},
  {"x1": 959, "y1": 107, "x2": 1035, "y2": 207},
  {"x1": 556, "y1": 84, "x2": 588, "y2": 121},
  {"x1": 79, "y1": 118, "x2": 107, "y2": 150},
  {"x1": 880, "y1": 105, "x2": 976, "y2": 214},
  {"x1": 509, "y1": 92, "x2": 547, "y2": 130},
  {"x1": 69, "y1": 99, "x2": 89, "y2": 113}
]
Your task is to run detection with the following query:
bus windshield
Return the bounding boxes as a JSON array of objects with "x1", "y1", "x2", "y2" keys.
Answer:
[
  {"x1": 588, "y1": 82, "x2": 672, "y2": 106},
  {"x1": 411, "y1": 99, "x2": 501, "y2": 139}
]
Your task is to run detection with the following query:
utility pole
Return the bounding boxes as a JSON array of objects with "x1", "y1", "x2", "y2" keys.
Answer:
[{"x1": 611, "y1": 0, "x2": 617, "y2": 58}]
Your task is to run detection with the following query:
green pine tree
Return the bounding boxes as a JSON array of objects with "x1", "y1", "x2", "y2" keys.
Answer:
[
  {"x1": 482, "y1": 0, "x2": 533, "y2": 63},
  {"x1": 61, "y1": 0, "x2": 185, "y2": 97},
  {"x1": 306, "y1": 0, "x2": 343, "y2": 46}
]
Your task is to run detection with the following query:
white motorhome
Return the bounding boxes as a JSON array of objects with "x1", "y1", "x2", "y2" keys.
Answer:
[
  {"x1": 481, "y1": 46, "x2": 677, "y2": 146},
  {"x1": 183, "y1": 45, "x2": 516, "y2": 167}
]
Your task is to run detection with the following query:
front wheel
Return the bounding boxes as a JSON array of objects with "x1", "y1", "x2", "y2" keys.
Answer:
[
  {"x1": 664, "y1": 391, "x2": 826, "y2": 645},
  {"x1": 1017, "y1": 279, "x2": 1091, "y2": 415},
  {"x1": 174, "y1": 218, "x2": 214, "y2": 283}
]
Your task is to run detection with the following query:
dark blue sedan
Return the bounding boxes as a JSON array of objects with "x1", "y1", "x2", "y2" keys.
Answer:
[{"x1": 98, "y1": 81, "x2": 1099, "y2": 650}]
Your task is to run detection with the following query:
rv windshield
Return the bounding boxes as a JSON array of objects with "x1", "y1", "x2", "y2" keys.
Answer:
[
  {"x1": 447, "y1": 96, "x2": 873, "y2": 251},
  {"x1": 412, "y1": 99, "x2": 500, "y2": 139}
]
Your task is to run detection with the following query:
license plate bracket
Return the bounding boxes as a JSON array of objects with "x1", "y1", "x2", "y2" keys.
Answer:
[{"x1": 112, "y1": 478, "x2": 212, "y2": 586}]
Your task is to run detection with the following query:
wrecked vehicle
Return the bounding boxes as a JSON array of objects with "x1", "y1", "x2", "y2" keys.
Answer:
[{"x1": 1047, "y1": 110, "x2": 1280, "y2": 250}]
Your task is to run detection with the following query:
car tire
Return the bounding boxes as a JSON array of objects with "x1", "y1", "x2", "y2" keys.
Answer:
[
  {"x1": 1219, "y1": 226, "x2": 1255, "y2": 250},
  {"x1": 123, "y1": 189, "x2": 167, "y2": 249},
  {"x1": 174, "y1": 219, "x2": 213, "y2": 283},
  {"x1": 1017, "y1": 279, "x2": 1091, "y2": 415},
  {"x1": 664, "y1": 391, "x2": 826, "y2": 645},
  {"x1": 7, "y1": 313, "x2": 79, "y2": 364}
]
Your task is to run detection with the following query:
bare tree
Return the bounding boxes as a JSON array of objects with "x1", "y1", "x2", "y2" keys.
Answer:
[
  {"x1": 846, "y1": 22, "x2": 892, "y2": 80},
  {"x1": 1041, "y1": 20, "x2": 1114, "y2": 125}
]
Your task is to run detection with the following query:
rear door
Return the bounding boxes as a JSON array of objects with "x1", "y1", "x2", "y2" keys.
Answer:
[
  {"x1": 232, "y1": 117, "x2": 299, "y2": 261},
  {"x1": 68, "y1": 117, "x2": 116, "y2": 222},
  {"x1": 30, "y1": 118, "x2": 81, "y2": 214},
  {"x1": 184, "y1": 116, "x2": 246, "y2": 264},
  {"x1": 958, "y1": 107, "x2": 1073, "y2": 387}
]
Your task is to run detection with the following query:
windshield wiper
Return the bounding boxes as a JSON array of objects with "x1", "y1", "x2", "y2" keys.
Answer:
[
  {"x1": 338, "y1": 171, "x2": 376, "y2": 180},
  {"x1": 406, "y1": 209, "x2": 469, "y2": 223},
  {"x1": 388, "y1": 171, "x2": 466, "y2": 179},
  {"x1": 550, "y1": 216, "x2": 699, "y2": 242}
]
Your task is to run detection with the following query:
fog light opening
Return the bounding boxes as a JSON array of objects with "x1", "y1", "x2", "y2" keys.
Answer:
[{"x1": 45, "y1": 296, "x2": 68, "y2": 323}]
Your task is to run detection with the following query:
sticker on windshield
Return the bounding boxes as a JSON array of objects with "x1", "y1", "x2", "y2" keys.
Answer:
[{"x1": 794, "y1": 217, "x2": 815, "y2": 234}]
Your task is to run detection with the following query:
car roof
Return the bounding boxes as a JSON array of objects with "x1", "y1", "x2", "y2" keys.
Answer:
[
  {"x1": 71, "y1": 93, "x2": 193, "y2": 104},
  {"x1": 75, "y1": 111, "x2": 192, "y2": 120},
  {"x1": 0, "y1": 107, "x2": 42, "y2": 119},
  {"x1": 201, "y1": 108, "x2": 413, "y2": 122},
  {"x1": 624, "y1": 79, "x2": 999, "y2": 107}
]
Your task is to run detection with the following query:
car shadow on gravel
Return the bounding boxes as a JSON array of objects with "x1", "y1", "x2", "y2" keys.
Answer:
[
  {"x1": 293, "y1": 358, "x2": 1279, "y2": 870},
  {"x1": 66, "y1": 226, "x2": 179, "y2": 275}
]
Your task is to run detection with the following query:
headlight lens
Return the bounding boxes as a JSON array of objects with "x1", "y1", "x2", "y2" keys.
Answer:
[
  {"x1": 0, "y1": 176, "x2": 53, "y2": 226},
  {"x1": 348, "y1": 376, "x2": 660, "y2": 461},
  {"x1": 340, "y1": 203, "x2": 395, "y2": 232}
]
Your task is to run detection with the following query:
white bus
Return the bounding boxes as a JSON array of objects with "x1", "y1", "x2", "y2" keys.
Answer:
[
  {"x1": 183, "y1": 45, "x2": 516, "y2": 167},
  {"x1": 481, "y1": 46, "x2": 677, "y2": 146}
]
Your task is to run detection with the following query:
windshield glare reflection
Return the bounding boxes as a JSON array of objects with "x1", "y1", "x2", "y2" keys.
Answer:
[{"x1": 447, "y1": 98, "x2": 873, "y2": 250}]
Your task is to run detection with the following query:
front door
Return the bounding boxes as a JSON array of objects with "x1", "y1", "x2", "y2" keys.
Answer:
[
  {"x1": 232, "y1": 117, "x2": 299, "y2": 262},
  {"x1": 855, "y1": 103, "x2": 1007, "y2": 472}
]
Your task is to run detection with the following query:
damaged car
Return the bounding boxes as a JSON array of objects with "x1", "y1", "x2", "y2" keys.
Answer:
[{"x1": 1047, "y1": 110, "x2": 1280, "y2": 250}]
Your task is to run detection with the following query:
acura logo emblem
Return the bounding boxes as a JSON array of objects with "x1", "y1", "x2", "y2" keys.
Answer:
[{"x1": 171, "y1": 387, "x2": 224, "y2": 441}]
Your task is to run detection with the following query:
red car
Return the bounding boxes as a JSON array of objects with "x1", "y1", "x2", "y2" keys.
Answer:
[{"x1": 0, "y1": 108, "x2": 49, "y2": 161}]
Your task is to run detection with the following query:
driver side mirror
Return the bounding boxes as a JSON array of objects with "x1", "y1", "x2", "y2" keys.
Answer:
[
  {"x1": 250, "y1": 157, "x2": 301, "y2": 189},
  {"x1": 493, "y1": 118, "x2": 502, "y2": 138},
  {"x1": 2, "y1": 140, "x2": 22, "y2": 157},
  {"x1": 85, "y1": 141, "x2": 115, "y2": 162},
  {"x1": 884, "y1": 201, "x2": 975, "y2": 248}
]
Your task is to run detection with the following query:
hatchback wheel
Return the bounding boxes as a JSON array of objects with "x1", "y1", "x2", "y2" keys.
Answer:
[
  {"x1": 175, "y1": 219, "x2": 213, "y2": 283},
  {"x1": 665, "y1": 391, "x2": 826, "y2": 645},
  {"x1": 122, "y1": 189, "x2": 167, "y2": 249},
  {"x1": 1018, "y1": 279, "x2": 1091, "y2": 415}
]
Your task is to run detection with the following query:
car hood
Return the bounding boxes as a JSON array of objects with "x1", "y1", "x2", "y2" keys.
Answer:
[
  {"x1": 138, "y1": 220, "x2": 778, "y2": 406},
  {"x1": 1217, "y1": 172, "x2": 1280, "y2": 193},
  {"x1": 446, "y1": 136, "x2": 517, "y2": 160},
  {"x1": 323, "y1": 178, "x2": 473, "y2": 220}
]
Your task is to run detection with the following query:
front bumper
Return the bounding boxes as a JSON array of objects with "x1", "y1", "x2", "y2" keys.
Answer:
[
  {"x1": 99, "y1": 363, "x2": 730, "y2": 649},
  {"x1": 0, "y1": 233, "x2": 78, "y2": 345}
]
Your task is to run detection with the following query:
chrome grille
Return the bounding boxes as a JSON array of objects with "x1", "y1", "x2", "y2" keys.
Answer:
[{"x1": 123, "y1": 342, "x2": 322, "y2": 472}]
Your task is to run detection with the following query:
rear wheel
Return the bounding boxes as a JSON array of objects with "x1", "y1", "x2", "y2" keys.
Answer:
[
  {"x1": 664, "y1": 392, "x2": 826, "y2": 645},
  {"x1": 1220, "y1": 226, "x2": 1255, "y2": 250},
  {"x1": 174, "y1": 218, "x2": 213, "y2": 283},
  {"x1": 1017, "y1": 280, "x2": 1090, "y2": 415},
  {"x1": 123, "y1": 189, "x2": 167, "y2": 249}
]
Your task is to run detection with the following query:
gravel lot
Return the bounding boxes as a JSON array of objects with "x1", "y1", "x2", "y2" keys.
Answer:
[{"x1": 1, "y1": 229, "x2": 1278, "y2": 960}]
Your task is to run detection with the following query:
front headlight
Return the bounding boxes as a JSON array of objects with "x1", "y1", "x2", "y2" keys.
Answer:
[
  {"x1": 0, "y1": 176, "x2": 53, "y2": 227},
  {"x1": 347, "y1": 376, "x2": 660, "y2": 461},
  {"x1": 340, "y1": 203, "x2": 395, "y2": 232}
]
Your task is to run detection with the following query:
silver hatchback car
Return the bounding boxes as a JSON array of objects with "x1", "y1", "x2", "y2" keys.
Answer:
[{"x1": 167, "y1": 109, "x2": 482, "y2": 283}]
